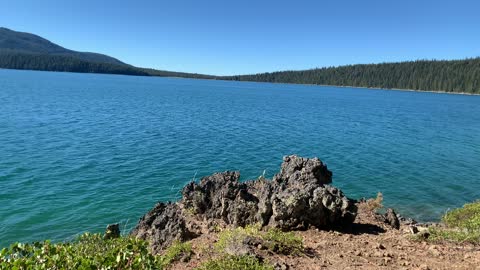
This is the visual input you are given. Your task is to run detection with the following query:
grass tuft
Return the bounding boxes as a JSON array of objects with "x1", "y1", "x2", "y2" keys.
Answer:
[
  {"x1": 216, "y1": 224, "x2": 303, "y2": 255},
  {"x1": 443, "y1": 201, "x2": 480, "y2": 231},
  {"x1": 365, "y1": 192, "x2": 383, "y2": 212},
  {"x1": 416, "y1": 201, "x2": 480, "y2": 244},
  {"x1": 161, "y1": 240, "x2": 192, "y2": 265},
  {"x1": 427, "y1": 227, "x2": 480, "y2": 244},
  {"x1": 194, "y1": 255, "x2": 274, "y2": 270}
]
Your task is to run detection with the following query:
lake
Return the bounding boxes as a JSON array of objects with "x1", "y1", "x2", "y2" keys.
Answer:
[{"x1": 1, "y1": 69, "x2": 479, "y2": 245}]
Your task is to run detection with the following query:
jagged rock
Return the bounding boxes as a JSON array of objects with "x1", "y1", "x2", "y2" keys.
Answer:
[
  {"x1": 181, "y1": 171, "x2": 260, "y2": 227},
  {"x1": 376, "y1": 208, "x2": 400, "y2": 229},
  {"x1": 267, "y1": 156, "x2": 356, "y2": 230},
  {"x1": 130, "y1": 202, "x2": 198, "y2": 252},
  {"x1": 398, "y1": 214, "x2": 417, "y2": 225},
  {"x1": 104, "y1": 223, "x2": 120, "y2": 239},
  {"x1": 131, "y1": 155, "x2": 358, "y2": 252},
  {"x1": 385, "y1": 208, "x2": 400, "y2": 229}
]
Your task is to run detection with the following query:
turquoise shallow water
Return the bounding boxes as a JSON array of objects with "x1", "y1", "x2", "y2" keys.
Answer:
[{"x1": 1, "y1": 69, "x2": 479, "y2": 246}]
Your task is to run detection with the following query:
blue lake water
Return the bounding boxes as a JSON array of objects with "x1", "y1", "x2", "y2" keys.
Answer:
[{"x1": 1, "y1": 69, "x2": 479, "y2": 245}]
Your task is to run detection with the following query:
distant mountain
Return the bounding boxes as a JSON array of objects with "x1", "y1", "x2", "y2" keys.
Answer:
[
  {"x1": 221, "y1": 58, "x2": 480, "y2": 94},
  {"x1": 0, "y1": 27, "x2": 213, "y2": 78},
  {"x1": 0, "y1": 27, "x2": 126, "y2": 65}
]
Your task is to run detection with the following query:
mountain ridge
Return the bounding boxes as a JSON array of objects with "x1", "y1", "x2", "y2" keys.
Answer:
[{"x1": 0, "y1": 27, "x2": 126, "y2": 65}]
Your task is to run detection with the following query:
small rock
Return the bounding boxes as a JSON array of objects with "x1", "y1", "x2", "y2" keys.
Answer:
[
  {"x1": 428, "y1": 245, "x2": 441, "y2": 256},
  {"x1": 104, "y1": 224, "x2": 120, "y2": 239},
  {"x1": 224, "y1": 241, "x2": 256, "y2": 257},
  {"x1": 373, "y1": 251, "x2": 383, "y2": 257},
  {"x1": 419, "y1": 264, "x2": 430, "y2": 270},
  {"x1": 354, "y1": 250, "x2": 362, "y2": 256},
  {"x1": 418, "y1": 231, "x2": 430, "y2": 240},
  {"x1": 383, "y1": 252, "x2": 393, "y2": 258},
  {"x1": 273, "y1": 262, "x2": 289, "y2": 270},
  {"x1": 375, "y1": 243, "x2": 386, "y2": 250}
]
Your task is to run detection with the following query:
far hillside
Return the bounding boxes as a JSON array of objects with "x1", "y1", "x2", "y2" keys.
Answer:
[
  {"x1": 221, "y1": 58, "x2": 480, "y2": 94},
  {"x1": 0, "y1": 27, "x2": 213, "y2": 78}
]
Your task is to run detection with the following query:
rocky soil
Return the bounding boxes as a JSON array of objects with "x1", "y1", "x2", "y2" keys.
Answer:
[
  {"x1": 130, "y1": 155, "x2": 480, "y2": 269},
  {"x1": 168, "y1": 201, "x2": 480, "y2": 270}
]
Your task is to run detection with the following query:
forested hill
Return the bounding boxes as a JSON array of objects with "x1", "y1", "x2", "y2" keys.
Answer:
[
  {"x1": 221, "y1": 58, "x2": 480, "y2": 94},
  {"x1": 0, "y1": 27, "x2": 214, "y2": 78},
  {"x1": 0, "y1": 27, "x2": 126, "y2": 65}
]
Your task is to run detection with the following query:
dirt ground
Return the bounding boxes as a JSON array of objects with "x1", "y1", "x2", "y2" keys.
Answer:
[{"x1": 171, "y1": 202, "x2": 480, "y2": 270}]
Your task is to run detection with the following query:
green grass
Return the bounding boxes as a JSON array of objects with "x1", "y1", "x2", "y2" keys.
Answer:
[
  {"x1": 418, "y1": 201, "x2": 480, "y2": 244},
  {"x1": 443, "y1": 201, "x2": 480, "y2": 231},
  {"x1": 194, "y1": 255, "x2": 274, "y2": 270},
  {"x1": 0, "y1": 233, "x2": 192, "y2": 270},
  {"x1": 215, "y1": 224, "x2": 303, "y2": 255},
  {"x1": 427, "y1": 227, "x2": 480, "y2": 244},
  {"x1": 263, "y1": 227, "x2": 303, "y2": 255},
  {"x1": 161, "y1": 240, "x2": 192, "y2": 266}
]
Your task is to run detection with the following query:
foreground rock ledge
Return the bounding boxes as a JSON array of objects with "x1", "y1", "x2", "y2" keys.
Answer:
[{"x1": 130, "y1": 155, "x2": 357, "y2": 252}]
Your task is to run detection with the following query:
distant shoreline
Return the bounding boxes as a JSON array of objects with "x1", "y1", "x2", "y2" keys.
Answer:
[
  {"x1": 213, "y1": 78, "x2": 480, "y2": 96},
  {"x1": 1, "y1": 67, "x2": 479, "y2": 96}
]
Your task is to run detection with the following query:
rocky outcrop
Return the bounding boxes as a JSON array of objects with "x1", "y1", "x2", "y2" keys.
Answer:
[{"x1": 131, "y1": 155, "x2": 357, "y2": 251}]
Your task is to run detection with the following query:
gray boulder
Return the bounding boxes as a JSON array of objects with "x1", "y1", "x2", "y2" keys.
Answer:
[{"x1": 266, "y1": 156, "x2": 356, "y2": 230}]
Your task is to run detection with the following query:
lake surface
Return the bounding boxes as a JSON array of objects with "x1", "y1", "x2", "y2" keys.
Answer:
[{"x1": 1, "y1": 69, "x2": 479, "y2": 245}]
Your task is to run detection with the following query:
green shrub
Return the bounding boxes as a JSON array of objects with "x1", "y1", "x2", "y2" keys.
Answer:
[
  {"x1": 427, "y1": 227, "x2": 480, "y2": 244},
  {"x1": 263, "y1": 228, "x2": 303, "y2": 255},
  {"x1": 161, "y1": 240, "x2": 192, "y2": 266},
  {"x1": 194, "y1": 255, "x2": 274, "y2": 270},
  {"x1": 0, "y1": 233, "x2": 164, "y2": 269},
  {"x1": 418, "y1": 201, "x2": 480, "y2": 244},
  {"x1": 443, "y1": 201, "x2": 480, "y2": 231}
]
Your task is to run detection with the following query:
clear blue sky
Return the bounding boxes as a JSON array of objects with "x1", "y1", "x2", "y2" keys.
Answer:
[{"x1": 1, "y1": 0, "x2": 479, "y2": 75}]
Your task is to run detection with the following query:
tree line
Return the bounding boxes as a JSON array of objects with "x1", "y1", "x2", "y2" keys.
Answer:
[
  {"x1": 220, "y1": 58, "x2": 480, "y2": 94},
  {"x1": 1, "y1": 51, "x2": 479, "y2": 93}
]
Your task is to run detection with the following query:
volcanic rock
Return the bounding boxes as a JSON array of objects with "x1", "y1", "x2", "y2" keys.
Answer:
[{"x1": 131, "y1": 155, "x2": 357, "y2": 251}]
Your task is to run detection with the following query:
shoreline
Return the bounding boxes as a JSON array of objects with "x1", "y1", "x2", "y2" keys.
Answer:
[
  {"x1": 1, "y1": 67, "x2": 479, "y2": 96},
  {"x1": 214, "y1": 78, "x2": 480, "y2": 96}
]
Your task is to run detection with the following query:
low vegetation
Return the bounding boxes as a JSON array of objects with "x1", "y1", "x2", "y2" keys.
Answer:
[
  {"x1": 423, "y1": 201, "x2": 480, "y2": 244},
  {"x1": 216, "y1": 224, "x2": 304, "y2": 255},
  {"x1": 194, "y1": 255, "x2": 274, "y2": 270},
  {"x1": 3, "y1": 201, "x2": 479, "y2": 269},
  {"x1": 365, "y1": 192, "x2": 384, "y2": 212},
  {"x1": 443, "y1": 200, "x2": 480, "y2": 231},
  {"x1": 161, "y1": 240, "x2": 192, "y2": 266},
  {"x1": 0, "y1": 233, "x2": 192, "y2": 270}
]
